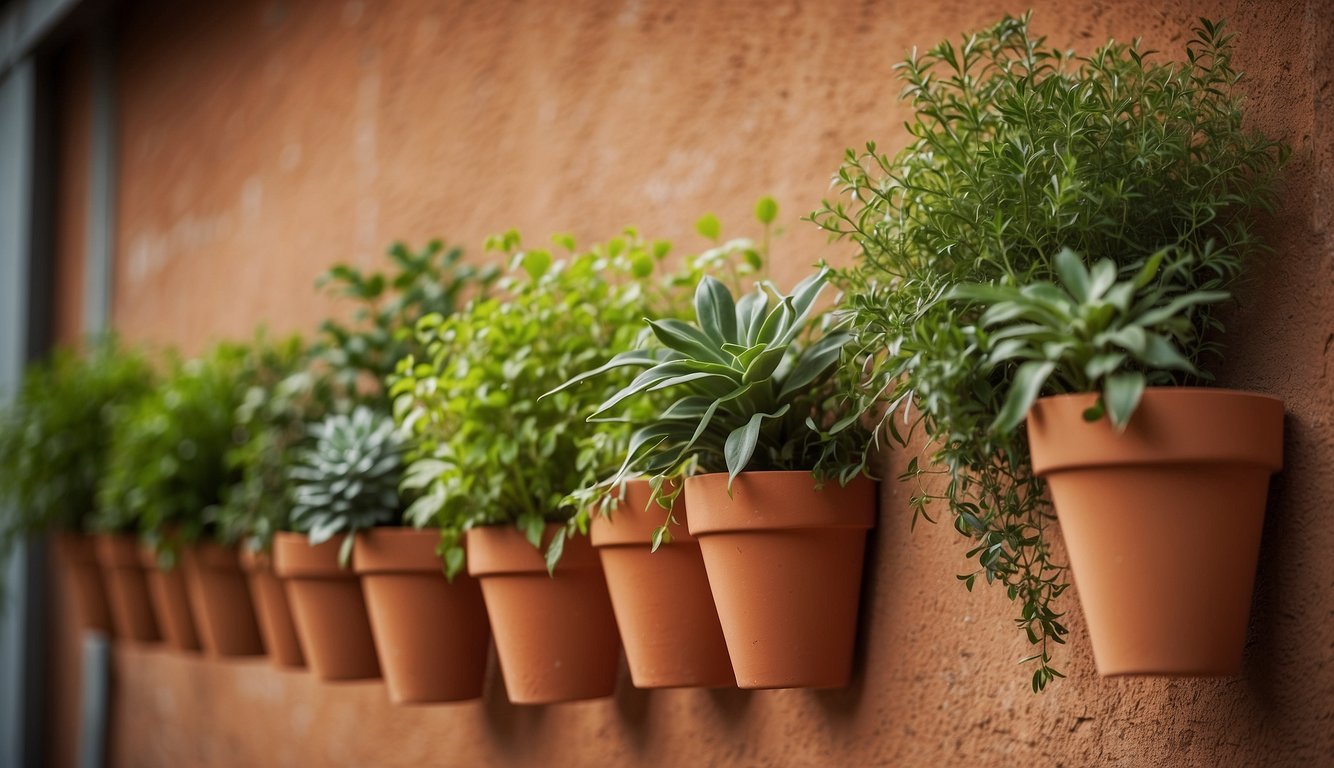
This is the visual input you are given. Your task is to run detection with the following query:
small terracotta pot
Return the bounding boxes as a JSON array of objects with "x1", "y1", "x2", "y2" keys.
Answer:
[
  {"x1": 239, "y1": 548, "x2": 305, "y2": 669},
  {"x1": 181, "y1": 542, "x2": 265, "y2": 657},
  {"x1": 468, "y1": 524, "x2": 621, "y2": 704},
  {"x1": 686, "y1": 471, "x2": 876, "y2": 689},
  {"x1": 354, "y1": 528, "x2": 491, "y2": 704},
  {"x1": 53, "y1": 533, "x2": 113, "y2": 633},
  {"x1": 590, "y1": 480, "x2": 734, "y2": 688},
  {"x1": 272, "y1": 531, "x2": 379, "y2": 681},
  {"x1": 139, "y1": 546, "x2": 202, "y2": 652},
  {"x1": 1028, "y1": 387, "x2": 1283, "y2": 676},
  {"x1": 93, "y1": 534, "x2": 160, "y2": 642}
]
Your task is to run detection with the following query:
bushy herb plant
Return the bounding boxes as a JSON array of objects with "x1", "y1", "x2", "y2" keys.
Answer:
[{"x1": 811, "y1": 14, "x2": 1287, "y2": 689}]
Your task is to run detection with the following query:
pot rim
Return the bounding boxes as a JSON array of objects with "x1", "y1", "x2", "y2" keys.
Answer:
[
  {"x1": 352, "y1": 527, "x2": 451, "y2": 575},
  {"x1": 684, "y1": 471, "x2": 877, "y2": 536},
  {"x1": 271, "y1": 531, "x2": 355, "y2": 579},
  {"x1": 589, "y1": 478, "x2": 695, "y2": 547},
  {"x1": 466, "y1": 523, "x2": 600, "y2": 577}
]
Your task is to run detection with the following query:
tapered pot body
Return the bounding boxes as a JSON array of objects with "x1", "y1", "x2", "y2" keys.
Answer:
[
  {"x1": 239, "y1": 547, "x2": 305, "y2": 668},
  {"x1": 93, "y1": 534, "x2": 160, "y2": 643},
  {"x1": 590, "y1": 481, "x2": 734, "y2": 688},
  {"x1": 139, "y1": 546, "x2": 201, "y2": 652},
  {"x1": 1028, "y1": 388, "x2": 1283, "y2": 676},
  {"x1": 272, "y1": 532, "x2": 379, "y2": 681},
  {"x1": 685, "y1": 471, "x2": 876, "y2": 689},
  {"x1": 354, "y1": 528, "x2": 491, "y2": 704},
  {"x1": 467, "y1": 524, "x2": 620, "y2": 704},
  {"x1": 54, "y1": 533, "x2": 113, "y2": 633},
  {"x1": 181, "y1": 542, "x2": 265, "y2": 657}
]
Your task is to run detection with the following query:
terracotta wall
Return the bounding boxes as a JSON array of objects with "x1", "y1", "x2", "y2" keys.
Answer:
[{"x1": 44, "y1": 0, "x2": 1333, "y2": 765}]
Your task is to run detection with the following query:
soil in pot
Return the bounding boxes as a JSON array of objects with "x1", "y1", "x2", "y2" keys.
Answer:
[
  {"x1": 139, "y1": 546, "x2": 202, "y2": 652},
  {"x1": 54, "y1": 533, "x2": 113, "y2": 633},
  {"x1": 1028, "y1": 387, "x2": 1283, "y2": 676},
  {"x1": 590, "y1": 480, "x2": 734, "y2": 688},
  {"x1": 467, "y1": 524, "x2": 620, "y2": 704},
  {"x1": 93, "y1": 534, "x2": 160, "y2": 643},
  {"x1": 272, "y1": 531, "x2": 379, "y2": 681},
  {"x1": 354, "y1": 528, "x2": 491, "y2": 704},
  {"x1": 686, "y1": 471, "x2": 877, "y2": 689},
  {"x1": 239, "y1": 547, "x2": 305, "y2": 668},
  {"x1": 181, "y1": 542, "x2": 265, "y2": 657}
]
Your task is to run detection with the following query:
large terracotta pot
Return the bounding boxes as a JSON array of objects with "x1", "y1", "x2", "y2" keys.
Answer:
[
  {"x1": 685, "y1": 471, "x2": 876, "y2": 689},
  {"x1": 272, "y1": 531, "x2": 379, "y2": 681},
  {"x1": 139, "y1": 546, "x2": 202, "y2": 652},
  {"x1": 93, "y1": 534, "x2": 160, "y2": 643},
  {"x1": 354, "y1": 528, "x2": 491, "y2": 704},
  {"x1": 53, "y1": 533, "x2": 112, "y2": 633},
  {"x1": 239, "y1": 547, "x2": 305, "y2": 669},
  {"x1": 181, "y1": 542, "x2": 265, "y2": 657},
  {"x1": 1028, "y1": 387, "x2": 1283, "y2": 676},
  {"x1": 467, "y1": 524, "x2": 621, "y2": 704},
  {"x1": 590, "y1": 480, "x2": 734, "y2": 688}
]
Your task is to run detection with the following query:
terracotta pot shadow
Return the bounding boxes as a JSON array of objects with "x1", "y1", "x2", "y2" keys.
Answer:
[
  {"x1": 686, "y1": 471, "x2": 877, "y2": 689},
  {"x1": 181, "y1": 542, "x2": 265, "y2": 657},
  {"x1": 590, "y1": 480, "x2": 735, "y2": 689},
  {"x1": 354, "y1": 528, "x2": 491, "y2": 704},
  {"x1": 273, "y1": 532, "x2": 379, "y2": 681},
  {"x1": 1029, "y1": 388, "x2": 1283, "y2": 676},
  {"x1": 54, "y1": 533, "x2": 113, "y2": 633},
  {"x1": 468, "y1": 524, "x2": 621, "y2": 704},
  {"x1": 239, "y1": 547, "x2": 305, "y2": 668},
  {"x1": 93, "y1": 534, "x2": 160, "y2": 643}
]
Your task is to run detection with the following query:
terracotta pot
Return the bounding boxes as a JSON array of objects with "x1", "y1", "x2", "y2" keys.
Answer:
[
  {"x1": 590, "y1": 480, "x2": 734, "y2": 688},
  {"x1": 272, "y1": 531, "x2": 379, "y2": 681},
  {"x1": 1028, "y1": 387, "x2": 1283, "y2": 676},
  {"x1": 93, "y1": 534, "x2": 160, "y2": 643},
  {"x1": 685, "y1": 471, "x2": 876, "y2": 689},
  {"x1": 354, "y1": 528, "x2": 491, "y2": 704},
  {"x1": 139, "y1": 546, "x2": 202, "y2": 652},
  {"x1": 181, "y1": 542, "x2": 265, "y2": 657},
  {"x1": 239, "y1": 547, "x2": 305, "y2": 668},
  {"x1": 467, "y1": 524, "x2": 621, "y2": 704},
  {"x1": 53, "y1": 533, "x2": 113, "y2": 633}
]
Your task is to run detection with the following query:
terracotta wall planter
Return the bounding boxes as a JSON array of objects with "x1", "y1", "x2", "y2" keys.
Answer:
[
  {"x1": 467, "y1": 524, "x2": 621, "y2": 704},
  {"x1": 54, "y1": 532, "x2": 113, "y2": 633},
  {"x1": 685, "y1": 471, "x2": 876, "y2": 689},
  {"x1": 1028, "y1": 388, "x2": 1283, "y2": 676},
  {"x1": 239, "y1": 548, "x2": 305, "y2": 668},
  {"x1": 181, "y1": 542, "x2": 265, "y2": 657},
  {"x1": 93, "y1": 534, "x2": 160, "y2": 643},
  {"x1": 590, "y1": 480, "x2": 734, "y2": 689},
  {"x1": 354, "y1": 528, "x2": 491, "y2": 704},
  {"x1": 272, "y1": 531, "x2": 379, "y2": 681},
  {"x1": 139, "y1": 546, "x2": 202, "y2": 652}
]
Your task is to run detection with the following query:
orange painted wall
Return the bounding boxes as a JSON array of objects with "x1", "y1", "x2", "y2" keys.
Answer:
[{"x1": 43, "y1": 0, "x2": 1334, "y2": 765}]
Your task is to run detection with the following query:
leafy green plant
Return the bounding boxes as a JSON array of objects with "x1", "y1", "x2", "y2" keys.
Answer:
[
  {"x1": 811, "y1": 14, "x2": 1287, "y2": 689},
  {"x1": 213, "y1": 335, "x2": 332, "y2": 552},
  {"x1": 315, "y1": 240, "x2": 496, "y2": 402},
  {"x1": 392, "y1": 225, "x2": 734, "y2": 578},
  {"x1": 561, "y1": 269, "x2": 871, "y2": 548},
  {"x1": 288, "y1": 405, "x2": 406, "y2": 566},
  {"x1": 96, "y1": 343, "x2": 251, "y2": 564},
  {"x1": 0, "y1": 337, "x2": 153, "y2": 547}
]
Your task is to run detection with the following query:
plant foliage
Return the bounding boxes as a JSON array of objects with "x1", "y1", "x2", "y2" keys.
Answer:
[{"x1": 811, "y1": 14, "x2": 1287, "y2": 690}]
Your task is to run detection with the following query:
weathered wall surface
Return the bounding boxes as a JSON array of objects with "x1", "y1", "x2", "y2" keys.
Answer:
[{"x1": 43, "y1": 0, "x2": 1333, "y2": 765}]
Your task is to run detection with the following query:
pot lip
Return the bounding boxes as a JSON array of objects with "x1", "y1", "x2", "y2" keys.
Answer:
[
  {"x1": 352, "y1": 527, "x2": 449, "y2": 575},
  {"x1": 684, "y1": 471, "x2": 877, "y2": 536},
  {"x1": 589, "y1": 478, "x2": 694, "y2": 547},
  {"x1": 93, "y1": 532, "x2": 144, "y2": 567},
  {"x1": 271, "y1": 531, "x2": 354, "y2": 578},
  {"x1": 182, "y1": 540, "x2": 242, "y2": 570},
  {"x1": 466, "y1": 522, "x2": 599, "y2": 577},
  {"x1": 1028, "y1": 386, "x2": 1284, "y2": 476}
]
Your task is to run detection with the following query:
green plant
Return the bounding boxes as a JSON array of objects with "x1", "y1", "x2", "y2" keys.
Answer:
[
  {"x1": 213, "y1": 334, "x2": 331, "y2": 552},
  {"x1": 811, "y1": 14, "x2": 1287, "y2": 690},
  {"x1": 315, "y1": 240, "x2": 496, "y2": 402},
  {"x1": 562, "y1": 269, "x2": 871, "y2": 548},
  {"x1": 96, "y1": 342, "x2": 251, "y2": 563},
  {"x1": 288, "y1": 405, "x2": 406, "y2": 566},
  {"x1": 392, "y1": 227, "x2": 721, "y2": 578}
]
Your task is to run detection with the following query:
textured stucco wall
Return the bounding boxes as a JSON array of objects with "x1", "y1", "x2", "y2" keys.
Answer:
[{"x1": 45, "y1": 0, "x2": 1334, "y2": 765}]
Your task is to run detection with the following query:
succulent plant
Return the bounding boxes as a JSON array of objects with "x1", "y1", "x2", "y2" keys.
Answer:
[{"x1": 288, "y1": 406, "x2": 406, "y2": 565}]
